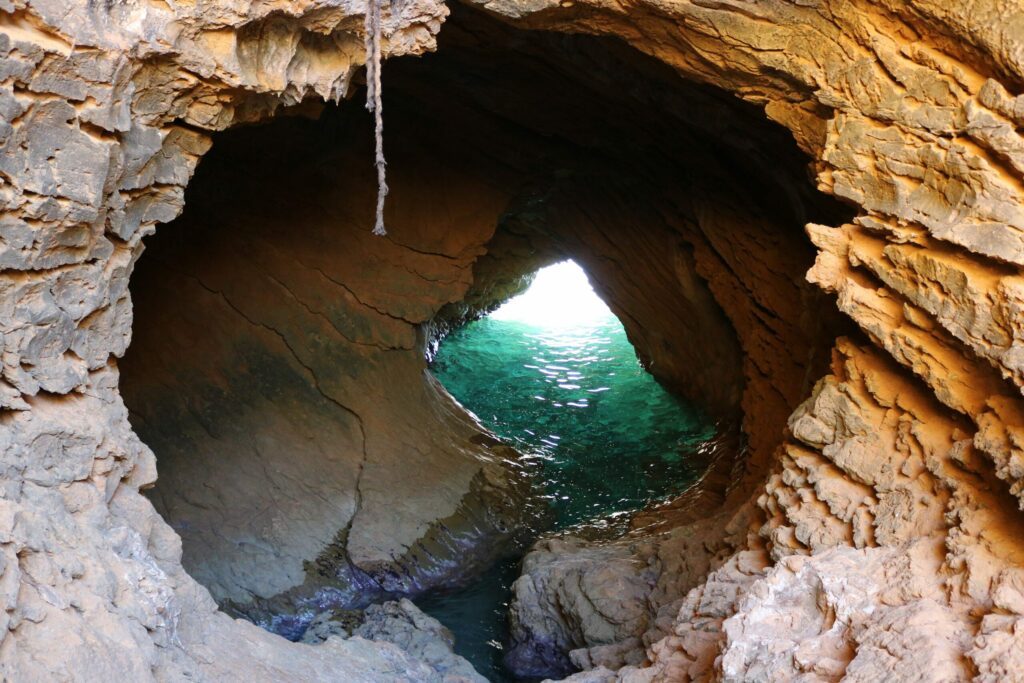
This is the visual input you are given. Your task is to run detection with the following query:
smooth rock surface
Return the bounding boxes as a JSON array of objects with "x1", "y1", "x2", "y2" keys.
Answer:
[{"x1": 120, "y1": 98, "x2": 542, "y2": 624}]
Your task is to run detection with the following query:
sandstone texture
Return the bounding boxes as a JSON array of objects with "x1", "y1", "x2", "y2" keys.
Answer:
[{"x1": 3, "y1": 0, "x2": 1024, "y2": 681}]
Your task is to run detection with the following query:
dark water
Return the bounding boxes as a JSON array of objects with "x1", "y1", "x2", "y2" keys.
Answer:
[{"x1": 420, "y1": 284, "x2": 715, "y2": 681}]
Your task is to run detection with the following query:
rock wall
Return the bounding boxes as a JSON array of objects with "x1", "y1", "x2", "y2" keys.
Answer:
[
  {"x1": 0, "y1": 1, "x2": 473, "y2": 679},
  {"x1": 3, "y1": 0, "x2": 1024, "y2": 681},
  {"x1": 467, "y1": 0, "x2": 1024, "y2": 679},
  {"x1": 120, "y1": 103, "x2": 540, "y2": 627}
]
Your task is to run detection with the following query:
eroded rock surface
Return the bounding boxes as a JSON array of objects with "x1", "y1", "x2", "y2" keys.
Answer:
[
  {"x1": 301, "y1": 599, "x2": 485, "y2": 682},
  {"x1": 4, "y1": 0, "x2": 1024, "y2": 681}
]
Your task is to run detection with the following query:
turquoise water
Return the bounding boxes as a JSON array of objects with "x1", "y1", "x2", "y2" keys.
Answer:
[
  {"x1": 419, "y1": 272, "x2": 715, "y2": 681},
  {"x1": 432, "y1": 316, "x2": 714, "y2": 527}
]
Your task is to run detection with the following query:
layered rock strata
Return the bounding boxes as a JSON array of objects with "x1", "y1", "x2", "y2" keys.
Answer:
[
  {"x1": 472, "y1": 0, "x2": 1024, "y2": 679},
  {"x1": 3, "y1": 0, "x2": 1024, "y2": 681}
]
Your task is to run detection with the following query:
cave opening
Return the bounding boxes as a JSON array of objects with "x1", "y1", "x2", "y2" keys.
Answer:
[
  {"x1": 431, "y1": 259, "x2": 717, "y2": 529},
  {"x1": 420, "y1": 258, "x2": 717, "y2": 680},
  {"x1": 118, "y1": 3, "x2": 854, "y2": 680}
]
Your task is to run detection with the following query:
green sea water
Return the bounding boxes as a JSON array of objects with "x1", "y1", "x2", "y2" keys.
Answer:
[{"x1": 418, "y1": 272, "x2": 716, "y2": 681}]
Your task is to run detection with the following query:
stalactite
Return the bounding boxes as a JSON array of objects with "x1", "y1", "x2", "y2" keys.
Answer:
[{"x1": 364, "y1": 0, "x2": 388, "y2": 236}]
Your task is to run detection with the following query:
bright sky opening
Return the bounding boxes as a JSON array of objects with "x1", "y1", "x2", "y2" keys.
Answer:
[{"x1": 490, "y1": 261, "x2": 614, "y2": 327}]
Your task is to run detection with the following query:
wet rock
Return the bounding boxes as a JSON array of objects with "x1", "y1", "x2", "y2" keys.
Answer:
[
  {"x1": 301, "y1": 599, "x2": 486, "y2": 683},
  {"x1": 504, "y1": 537, "x2": 656, "y2": 679},
  {"x1": 301, "y1": 608, "x2": 367, "y2": 641}
]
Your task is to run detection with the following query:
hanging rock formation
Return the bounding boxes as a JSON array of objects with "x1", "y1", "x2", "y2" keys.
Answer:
[{"x1": 3, "y1": 0, "x2": 1024, "y2": 681}]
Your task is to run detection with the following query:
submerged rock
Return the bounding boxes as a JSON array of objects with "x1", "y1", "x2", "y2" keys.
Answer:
[{"x1": 302, "y1": 599, "x2": 486, "y2": 683}]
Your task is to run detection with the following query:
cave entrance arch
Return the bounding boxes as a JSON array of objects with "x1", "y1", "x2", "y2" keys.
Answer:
[
  {"x1": 118, "y1": 2, "x2": 852, "y2": 675},
  {"x1": 421, "y1": 257, "x2": 725, "y2": 678},
  {"x1": 430, "y1": 258, "x2": 720, "y2": 527}
]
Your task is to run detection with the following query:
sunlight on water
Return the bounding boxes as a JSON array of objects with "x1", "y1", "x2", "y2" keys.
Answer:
[
  {"x1": 419, "y1": 261, "x2": 716, "y2": 681},
  {"x1": 436, "y1": 261, "x2": 714, "y2": 527}
]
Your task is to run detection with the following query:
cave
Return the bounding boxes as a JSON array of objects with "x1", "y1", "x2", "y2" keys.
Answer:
[
  {"x1": 6, "y1": 1, "x2": 1024, "y2": 681},
  {"x1": 118, "y1": 6, "x2": 851, "y2": 678}
]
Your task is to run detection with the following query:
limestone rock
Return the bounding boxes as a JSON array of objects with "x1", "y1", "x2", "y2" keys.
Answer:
[
  {"x1": 301, "y1": 599, "x2": 486, "y2": 683},
  {"x1": 119, "y1": 104, "x2": 544, "y2": 626},
  {"x1": 505, "y1": 537, "x2": 657, "y2": 678},
  {"x1": 5, "y1": 0, "x2": 1024, "y2": 681},
  {"x1": 719, "y1": 543, "x2": 968, "y2": 682}
]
